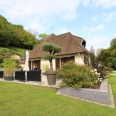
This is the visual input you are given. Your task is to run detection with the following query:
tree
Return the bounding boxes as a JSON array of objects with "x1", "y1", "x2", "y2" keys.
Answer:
[
  {"x1": 39, "y1": 33, "x2": 49, "y2": 40},
  {"x1": 110, "y1": 38, "x2": 116, "y2": 46},
  {"x1": 96, "y1": 48, "x2": 103, "y2": 56},
  {"x1": 0, "y1": 15, "x2": 39, "y2": 49},
  {"x1": 90, "y1": 46, "x2": 95, "y2": 67},
  {"x1": 42, "y1": 43, "x2": 62, "y2": 71}
]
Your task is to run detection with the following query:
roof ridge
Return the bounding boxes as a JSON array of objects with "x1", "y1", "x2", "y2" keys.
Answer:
[{"x1": 57, "y1": 31, "x2": 71, "y2": 36}]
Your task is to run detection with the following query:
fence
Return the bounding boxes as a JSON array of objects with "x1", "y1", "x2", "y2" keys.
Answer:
[
  {"x1": 0, "y1": 71, "x2": 4, "y2": 79},
  {"x1": 27, "y1": 70, "x2": 41, "y2": 82},
  {"x1": 15, "y1": 71, "x2": 25, "y2": 81},
  {"x1": 1, "y1": 70, "x2": 41, "y2": 82}
]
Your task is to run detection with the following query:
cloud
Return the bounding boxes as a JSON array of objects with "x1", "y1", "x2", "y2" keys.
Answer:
[
  {"x1": 60, "y1": 28, "x2": 77, "y2": 35},
  {"x1": 60, "y1": 28, "x2": 70, "y2": 33},
  {"x1": 90, "y1": 24, "x2": 104, "y2": 31},
  {"x1": 82, "y1": 0, "x2": 90, "y2": 7},
  {"x1": 83, "y1": 24, "x2": 104, "y2": 32},
  {"x1": 115, "y1": 33, "x2": 116, "y2": 37},
  {"x1": 0, "y1": 0, "x2": 80, "y2": 20},
  {"x1": 86, "y1": 35, "x2": 110, "y2": 50},
  {"x1": 92, "y1": 0, "x2": 116, "y2": 8},
  {"x1": 105, "y1": 12, "x2": 116, "y2": 22},
  {"x1": 0, "y1": 0, "x2": 80, "y2": 32}
]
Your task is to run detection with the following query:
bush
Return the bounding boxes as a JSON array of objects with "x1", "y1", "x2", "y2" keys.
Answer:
[
  {"x1": 113, "y1": 58, "x2": 116, "y2": 70},
  {"x1": 57, "y1": 61, "x2": 99, "y2": 88},
  {"x1": 3, "y1": 58, "x2": 16, "y2": 76},
  {"x1": 97, "y1": 65, "x2": 113, "y2": 79},
  {"x1": 107, "y1": 62, "x2": 113, "y2": 68},
  {"x1": 0, "y1": 58, "x2": 4, "y2": 63}
]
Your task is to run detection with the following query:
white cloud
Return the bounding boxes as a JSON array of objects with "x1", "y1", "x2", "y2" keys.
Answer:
[
  {"x1": 60, "y1": 28, "x2": 77, "y2": 35},
  {"x1": 115, "y1": 33, "x2": 116, "y2": 37},
  {"x1": 83, "y1": 24, "x2": 104, "y2": 32},
  {"x1": 0, "y1": 0, "x2": 80, "y2": 32},
  {"x1": 105, "y1": 12, "x2": 116, "y2": 22},
  {"x1": 86, "y1": 35, "x2": 110, "y2": 50},
  {"x1": 0, "y1": 0, "x2": 80, "y2": 20},
  {"x1": 92, "y1": 0, "x2": 116, "y2": 8},
  {"x1": 82, "y1": 0, "x2": 90, "y2": 7},
  {"x1": 90, "y1": 24, "x2": 104, "y2": 31},
  {"x1": 60, "y1": 28, "x2": 70, "y2": 33}
]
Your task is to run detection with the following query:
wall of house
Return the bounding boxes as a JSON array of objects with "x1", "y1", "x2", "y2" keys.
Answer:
[
  {"x1": 41, "y1": 59, "x2": 56, "y2": 72},
  {"x1": 75, "y1": 54, "x2": 84, "y2": 65},
  {"x1": 30, "y1": 53, "x2": 90, "y2": 71}
]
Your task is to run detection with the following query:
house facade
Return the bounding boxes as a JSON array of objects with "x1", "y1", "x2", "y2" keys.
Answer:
[{"x1": 29, "y1": 32, "x2": 90, "y2": 72}]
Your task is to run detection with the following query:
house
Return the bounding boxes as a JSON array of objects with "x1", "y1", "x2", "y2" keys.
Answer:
[{"x1": 29, "y1": 32, "x2": 90, "y2": 71}]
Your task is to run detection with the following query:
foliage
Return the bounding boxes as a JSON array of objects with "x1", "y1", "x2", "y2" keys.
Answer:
[
  {"x1": 96, "y1": 48, "x2": 115, "y2": 69},
  {"x1": 0, "y1": 47, "x2": 29, "y2": 57},
  {"x1": 96, "y1": 37, "x2": 116, "y2": 70},
  {"x1": 42, "y1": 43, "x2": 62, "y2": 70},
  {"x1": 107, "y1": 62, "x2": 113, "y2": 68},
  {"x1": 113, "y1": 58, "x2": 116, "y2": 69},
  {"x1": 96, "y1": 64, "x2": 113, "y2": 79},
  {"x1": 39, "y1": 33, "x2": 49, "y2": 43},
  {"x1": 110, "y1": 38, "x2": 116, "y2": 50},
  {"x1": 0, "y1": 15, "x2": 40, "y2": 49},
  {"x1": 90, "y1": 46, "x2": 96, "y2": 67},
  {"x1": 3, "y1": 58, "x2": 16, "y2": 76},
  {"x1": 42, "y1": 64, "x2": 50, "y2": 71},
  {"x1": 57, "y1": 61, "x2": 100, "y2": 88}
]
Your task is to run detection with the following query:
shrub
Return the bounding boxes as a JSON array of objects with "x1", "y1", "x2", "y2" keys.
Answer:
[
  {"x1": 113, "y1": 58, "x2": 116, "y2": 69},
  {"x1": 107, "y1": 62, "x2": 113, "y2": 68},
  {"x1": 57, "y1": 61, "x2": 99, "y2": 88},
  {"x1": 3, "y1": 58, "x2": 16, "y2": 76},
  {"x1": 97, "y1": 65, "x2": 113, "y2": 79},
  {"x1": 42, "y1": 64, "x2": 50, "y2": 72},
  {"x1": 0, "y1": 58, "x2": 4, "y2": 63}
]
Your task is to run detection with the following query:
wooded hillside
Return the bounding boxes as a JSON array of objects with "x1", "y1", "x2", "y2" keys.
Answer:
[{"x1": 0, "y1": 15, "x2": 40, "y2": 49}]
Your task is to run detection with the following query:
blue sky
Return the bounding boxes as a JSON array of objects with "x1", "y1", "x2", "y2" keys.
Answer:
[{"x1": 0, "y1": 0, "x2": 116, "y2": 51}]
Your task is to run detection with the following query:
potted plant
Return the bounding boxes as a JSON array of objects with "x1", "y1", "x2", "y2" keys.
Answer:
[
  {"x1": 3, "y1": 58, "x2": 16, "y2": 81},
  {"x1": 42, "y1": 43, "x2": 62, "y2": 85}
]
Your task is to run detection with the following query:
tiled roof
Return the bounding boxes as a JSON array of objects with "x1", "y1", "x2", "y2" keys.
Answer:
[{"x1": 29, "y1": 32, "x2": 90, "y2": 59}]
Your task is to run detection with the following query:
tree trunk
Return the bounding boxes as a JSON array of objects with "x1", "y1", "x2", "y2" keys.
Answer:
[{"x1": 49, "y1": 60, "x2": 53, "y2": 70}]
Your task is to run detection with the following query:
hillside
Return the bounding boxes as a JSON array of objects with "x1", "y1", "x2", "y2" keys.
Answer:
[
  {"x1": 0, "y1": 47, "x2": 30, "y2": 58},
  {"x1": 0, "y1": 15, "x2": 39, "y2": 49}
]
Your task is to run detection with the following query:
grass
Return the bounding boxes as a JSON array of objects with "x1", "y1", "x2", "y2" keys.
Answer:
[
  {"x1": 111, "y1": 71, "x2": 116, "y2": 74},
  {"x1": 0, "y1": 47, "x2": 30, "y2": 57},
  {"x1": 0, "y1": 74, "x2": 116, "y2": 116},
  {"x1": 108, "y1": 72, "x2": 116, "y2": 106}
]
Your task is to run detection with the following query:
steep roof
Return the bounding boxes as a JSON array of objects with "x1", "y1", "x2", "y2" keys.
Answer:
[{"x1": 29, "y1": 32, "x2": 90, "y2": 59}]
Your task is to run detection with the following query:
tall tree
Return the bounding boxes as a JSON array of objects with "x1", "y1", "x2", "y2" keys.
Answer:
[
  {"x1": 90, "y1": 46, "x2": 95, "y2": 67},
  {"x1": 39, "y1": 33, "x2": 49, "y2": 41}
]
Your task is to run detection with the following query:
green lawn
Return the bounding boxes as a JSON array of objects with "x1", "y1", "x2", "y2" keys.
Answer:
[
  {"x1": 108, "y1": 73, "x2": 116, "y2": 107},
  {"x1": 111, "y1": 71, "x2": 116, "y2": 75},
  {"x1": 0, "y1": 75, "x2": 116, "y2": 116}
]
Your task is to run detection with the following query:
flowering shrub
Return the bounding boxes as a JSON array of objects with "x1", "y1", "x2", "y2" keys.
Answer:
[{"x1": 57, "y1": 61, "x2": 100, "y2": 88}]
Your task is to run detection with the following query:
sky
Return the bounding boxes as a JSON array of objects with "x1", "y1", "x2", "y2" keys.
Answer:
[{"x1": 0, "y1": 0, "x2": 116, "y2": 51}]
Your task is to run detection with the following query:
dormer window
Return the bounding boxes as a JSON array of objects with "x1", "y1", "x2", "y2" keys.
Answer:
[{"x1": 82, "y1": 41, "x2": 86, "y2": 47}]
